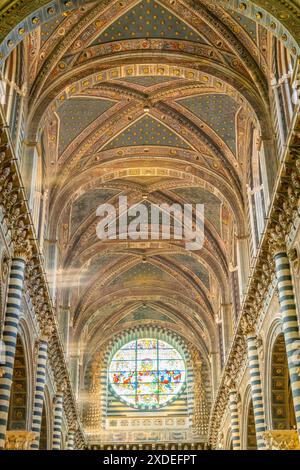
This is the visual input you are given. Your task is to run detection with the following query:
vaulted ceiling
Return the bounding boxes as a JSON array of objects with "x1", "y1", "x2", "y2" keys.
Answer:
[{"x1": 11, "y1": 0, "x2": 295, "y2": 374}]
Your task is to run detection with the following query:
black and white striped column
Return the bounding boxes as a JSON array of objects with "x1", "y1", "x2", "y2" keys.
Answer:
[
  {"x1": 0, "y1": 256, "x2": 26, "y2": 449},
  {"x1": 229, "y1": 390, "x2": 241, "y2": 450},
  {"x1": 52, "y1": 392, "x2": 64, "y2": 450},
  {"x1": 246, "y1": 332, "x2": 266, "y2": 449},
  {"x1": 274, "y1": 250, "x2": 300, "y2": 437},
  {"x1": 30, "y1": 338, "x2": 49, "y2": 449},
  {"x1": 67, "y1": 429, "x2": 76, "y2": 450}
]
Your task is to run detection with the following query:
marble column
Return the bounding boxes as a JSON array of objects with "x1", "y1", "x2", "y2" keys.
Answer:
[
  {"x1": 30, "y1": 323, "x2": 52, "y2": 450},
  {"x1": 0, "y1": 255, "x2": 27, "y2": 449},
  {"x1": 67, "y1": 429, "x2": 76, "y2": 450},
  {"x1": 229, "y1": 389, "x2": 241, "y2": 450},
  {"x1": 52, "y1": 392, "x2": 64, "y2": 450},
  {"x1": 274, "y1": 249, "x2": 300, "y2": 437},
  {"x1": 242, "y1": 322, "x2": 266, "y2": 449}
]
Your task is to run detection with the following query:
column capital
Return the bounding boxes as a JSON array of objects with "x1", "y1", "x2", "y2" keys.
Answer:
[
  {"x1": 228, "y1": 388, "x2": 240, "y2": 411},
  {"x1": 225, "y1": 377, "x2": 237, "y2": 395},
  {"x1": 40, "y1": 319, "x2": 54, "y2": 342},
  {"x1": 56, "y1": 378, "x2": 67, "y2": 396},
  {"x1": 269, "y1": 230, "x2": 287, "y2": 257},
  {"x1": 240, "y1": 315, "x2": 256, "y2": 338},
  {"x1": 12, "y1": 248, "x2": 31, "y2": 262}
]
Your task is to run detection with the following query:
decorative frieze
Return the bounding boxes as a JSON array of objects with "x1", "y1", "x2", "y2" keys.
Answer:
[
  {"x1": 263, "y1": 430, "x2": 300, "y2": 450},
  {"x1": 5, "y1": 431, "x2": 37, "y2": 450}
]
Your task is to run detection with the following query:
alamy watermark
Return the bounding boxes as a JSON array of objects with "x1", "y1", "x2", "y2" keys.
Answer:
[{"x1": 95, "y1": 196, "x2": 204, "y2": 251}]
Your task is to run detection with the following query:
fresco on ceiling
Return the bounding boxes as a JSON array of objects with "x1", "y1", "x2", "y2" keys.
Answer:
[
  {"x1": 85, "y1": 253, "x2": 126, "y2": 278},
  {"x1": 171, "y1": 253, "x2": 210, "y2": 288},
  {"x1": 116, "y1": 76, "x2": 181, "y2": 87},
  {"x1": 126, "y1": 200, "x2": 159, "y2": 226},
  {"x1": 40, "y1": 16, "x2": 62, "y2": 44},
  {"x1": 226, "y1": 8, "x2": 258, "y2": 42},
  {"x1": 56, "y1": 97, "x2": 116, "y2": 154},
  {"x1": 85, "y1": 303, "x2": 124, "y2": 334},
  {"x1": 71, "y1": 188, "x2": 119, "y2": 234},
  {"x1": 172, "y1": 187, "x2": 221, "y2": 234},
  {"x1": 110, "y1": 262, "x2": 181, "y2": 287},
  {"x1": 118, "y1": 305, "x2": 176, "y2": 324},
  {"x1": 177, "y1": 94, "x2": 240, "y2": 154},
  {"x1": 103, "y1": 115, "x2": 191, "y2": 150},
  {"x1": 92, "y1": 0, "x2": 207, "y2": 45},
  {"x1": 78, "y1": 253, "x2": 127, "y2": 294}
]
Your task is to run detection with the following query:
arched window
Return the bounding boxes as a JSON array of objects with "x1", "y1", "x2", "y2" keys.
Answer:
[
  {"x1": 247, "y1": 126, "x2": 266, "y2": 254},
  {"x1": 272, "y1": 38, "x2": 296, "y2": 151},
  {"x1": 1, "y1": 43, "x2": 25, "y2": 157},
  {"x1": 109, "y1": 338, "x2": 186, "y2": 409}
]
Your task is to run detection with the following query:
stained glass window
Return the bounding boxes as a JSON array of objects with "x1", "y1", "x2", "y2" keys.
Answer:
[{"x1": 109, "y1": 338, "x2": 186, "y2": 409}]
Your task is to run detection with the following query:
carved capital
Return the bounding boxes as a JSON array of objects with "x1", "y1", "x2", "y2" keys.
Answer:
[
  {"x1": 228, "y1": 390, "x2": 239, "y2": 406},
  {"x1": 268, "y1": 231, "x2": 287, "y2": 256},
  {"x1": 13, "y1": 247, "x2": 31, "y2": 262},
  {"x1": 40, "y1": 319, "x2": 54, "y2": 342},
  {"x1": 224, "y1": 376, "x2": 236, "y2": 394},
  {"x1": 57, "y1": 378, "x2": 68, "y2": 396},
  {"x1": 240, "y1": 316, "x2": 256, "y2": 337}
]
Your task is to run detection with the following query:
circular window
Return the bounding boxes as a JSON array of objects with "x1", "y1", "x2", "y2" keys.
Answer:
[{"x1": 109, "y1": 338, "x2": 186, "y2": 409}]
